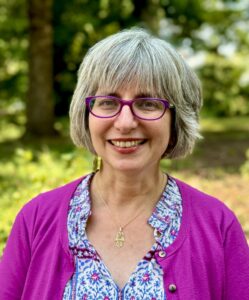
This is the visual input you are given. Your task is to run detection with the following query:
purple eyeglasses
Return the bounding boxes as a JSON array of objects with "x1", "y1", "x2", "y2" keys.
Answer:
[{"x1": 85, "y1": 96, "x2": 174, "y2": 121}]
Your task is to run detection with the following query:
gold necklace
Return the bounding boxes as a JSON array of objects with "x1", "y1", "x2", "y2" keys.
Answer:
[{"x1": 95, "y1": 180, "x2": 146, "y2": 248}]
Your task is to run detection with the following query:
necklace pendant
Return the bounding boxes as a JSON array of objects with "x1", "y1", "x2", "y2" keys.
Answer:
[{"x1": 115, "y1": 227, "x2": 125, "y2": 248}]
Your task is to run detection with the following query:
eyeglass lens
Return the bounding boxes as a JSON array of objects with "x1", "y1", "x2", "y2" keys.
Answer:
[{"x1": 89, "y1": 97, "x2": 167, "y2": 120}]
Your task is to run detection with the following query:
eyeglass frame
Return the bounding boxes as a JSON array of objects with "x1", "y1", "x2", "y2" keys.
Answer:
[{"x1": 85, "y1": 96, "x2": 174, "y2": 121}]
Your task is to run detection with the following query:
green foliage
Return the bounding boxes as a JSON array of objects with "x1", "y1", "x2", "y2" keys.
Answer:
[
  {"x1": 199, "y1": 54, "x2": 249, "y2": 116},
  {"x1": 200, "y1": 116, "x2": 249, "y2": 132},
  {"x1": 240, "y1": 149, "x2": 249, "y2": 178},
  {"x1": 0, "y1": 0, "x2": 28, "y2": 109}
]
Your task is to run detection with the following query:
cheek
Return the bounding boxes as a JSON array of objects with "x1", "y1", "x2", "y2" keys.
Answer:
[
  {"x1": 88, "y1": 115, "x2": 104, "y2": 135},
  {"x1": 88, "y1": 116, "x2": 111, "y2": 144},
  {"x1": 88, "y1": 115, "x2": 95, "y2": 136}
]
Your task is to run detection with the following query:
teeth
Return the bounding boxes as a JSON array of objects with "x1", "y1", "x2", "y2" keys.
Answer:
[{"x1": 112, "y1": 140, "x2": 143, "y2": 148}]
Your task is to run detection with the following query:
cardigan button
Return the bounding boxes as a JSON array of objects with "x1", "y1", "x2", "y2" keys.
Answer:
[
  {"x1": 158, "y1": 250, "x2": 166, "y2": 258},
  {"x1": 168, "y1": 284, "x2": 177, "y2": 293}
]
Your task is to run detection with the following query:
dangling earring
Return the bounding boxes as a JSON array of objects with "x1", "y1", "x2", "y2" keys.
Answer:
[{"x1": 92, "y1": 156, "x2": 102, "y2": 172}]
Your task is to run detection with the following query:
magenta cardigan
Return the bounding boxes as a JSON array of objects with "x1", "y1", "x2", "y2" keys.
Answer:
[{"x1": 0, "y1": 176, "x2": 249, "y2": 300}]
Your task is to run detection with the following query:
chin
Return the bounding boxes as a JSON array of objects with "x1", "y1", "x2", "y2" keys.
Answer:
[{"x1": 106, "y1": 158, "x2": 141, "y2": 172}]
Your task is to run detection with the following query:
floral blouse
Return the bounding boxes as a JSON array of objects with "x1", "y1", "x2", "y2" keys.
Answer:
[{"x1": 63, "y1": 174, "x2": 182, "y2": 300}]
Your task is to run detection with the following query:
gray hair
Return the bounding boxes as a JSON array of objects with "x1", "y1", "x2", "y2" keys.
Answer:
[{"x1": 70, "y1": 28, "x2": 202, "y2": 159}]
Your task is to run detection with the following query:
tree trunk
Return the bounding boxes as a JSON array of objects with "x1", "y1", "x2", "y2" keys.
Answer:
[{"x1": 26, "y1": 0, "x2": 55, "y2": 136}]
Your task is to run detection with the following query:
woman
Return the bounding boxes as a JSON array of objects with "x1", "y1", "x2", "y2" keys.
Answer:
[{"x1": 0, "y1": 29, "x2": 249, "y2": 300}]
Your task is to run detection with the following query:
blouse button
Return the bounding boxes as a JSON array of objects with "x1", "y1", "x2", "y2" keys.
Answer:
[
  {"x1": 158, "y1": 250, "x2": 166, "y2": 258},
  {"x1": 168, "y1": 284, "x2": 177, "y2": 292}
]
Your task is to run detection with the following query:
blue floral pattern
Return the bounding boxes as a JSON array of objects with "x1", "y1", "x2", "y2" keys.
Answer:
[{"x1": 63, "y1": 173, "x2": 182, "y2": 300}]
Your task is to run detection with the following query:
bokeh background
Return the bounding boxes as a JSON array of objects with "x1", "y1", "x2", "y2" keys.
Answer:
[{"x1": 0, "y1": 0, "x2": 249, "y2": 253}]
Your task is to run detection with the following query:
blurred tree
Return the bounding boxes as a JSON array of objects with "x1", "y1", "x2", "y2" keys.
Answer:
[
  {"x1": 0, "y1": 0, "x2": 28, "y2": 111},
  {"x1": 199, "y1": 53, "x2": 249, "y2": 116},
  {"x1": 194, "y1": 1, "x2": 249, "y2": 116},
  {"x1": 26, "y1": 0, "x2": 55, "y2": 136}
]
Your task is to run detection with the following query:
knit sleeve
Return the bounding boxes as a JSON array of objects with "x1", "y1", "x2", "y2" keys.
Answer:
[
  {"x1": 223, "y1": 216, "x2": 249, "y2": 300},
  {"x1": 0, "y1": 209, "x2": 32, "y2": 300}
]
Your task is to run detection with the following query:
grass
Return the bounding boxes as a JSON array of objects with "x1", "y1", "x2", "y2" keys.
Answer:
[{"x1": 0, "y1": 115, "x2": 249, "y2": 254}]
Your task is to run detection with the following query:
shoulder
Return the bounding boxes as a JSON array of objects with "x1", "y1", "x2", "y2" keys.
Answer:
[
  {"x1": 18, "y1": 176, "x2": 86, "y2": 226},
  {"x1": 174, "y1": 177, "x2": 233, "y2": 212},
  {"x1": 173, "y1": 177, "x2": 238, "y2": 235},
  {"x1": 173, "y1": 177, "x2": 249, "y2": 255},
  {"x1": 7, "y1": 175, "x2": 89, "y2": 251}
]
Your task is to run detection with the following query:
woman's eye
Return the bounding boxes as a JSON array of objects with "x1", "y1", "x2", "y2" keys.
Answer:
[
  {"x1": 145, "y1": 101, "x2": 156, "y2": 108},
  {"x1": 97, "y1": 99, "x2": 118, "y2": 109},
  {"x1": 135, "y1": 99, "x2": 161, "y2": 110}
]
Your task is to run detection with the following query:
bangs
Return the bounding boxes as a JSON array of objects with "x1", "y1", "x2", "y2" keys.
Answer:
[{"x1": 89, "y1": 42, "x2": 169, "y2": 99}]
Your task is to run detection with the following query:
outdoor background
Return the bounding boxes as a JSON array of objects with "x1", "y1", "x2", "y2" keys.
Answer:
[{"x1": 0, "y1": 0, "x2": 249, "y2": 254}]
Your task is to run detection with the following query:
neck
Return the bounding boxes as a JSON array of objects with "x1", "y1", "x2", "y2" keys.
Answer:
[{"x1": 92, "y1": 165, "x2": 167, "y2": 212}]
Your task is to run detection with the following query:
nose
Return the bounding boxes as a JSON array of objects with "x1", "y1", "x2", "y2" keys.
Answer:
[{"x1": 114, "y1": 105, "x2": 138, "y2": 133}]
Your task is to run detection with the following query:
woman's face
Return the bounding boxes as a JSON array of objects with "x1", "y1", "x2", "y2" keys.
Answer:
[{"x1": 88, "y1": 87, "x2": 172, "y2": 173}]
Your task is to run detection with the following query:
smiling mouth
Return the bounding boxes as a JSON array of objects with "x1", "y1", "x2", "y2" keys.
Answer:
[{"x1": 109, "y1": 140, "x2": 146, "y2": 148}]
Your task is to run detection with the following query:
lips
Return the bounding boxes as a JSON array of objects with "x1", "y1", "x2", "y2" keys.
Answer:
[{"x1": 109, "y1": 139, "x2": 146, "y2": 148}]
